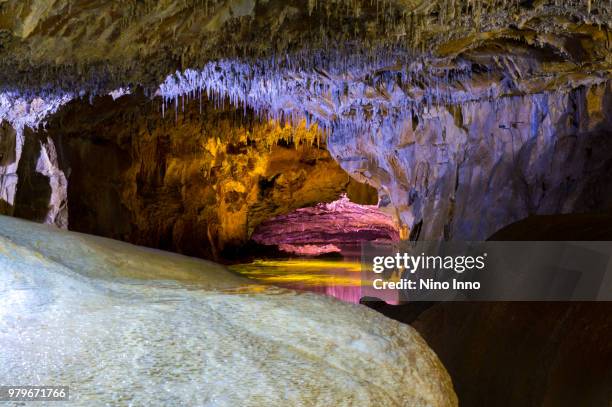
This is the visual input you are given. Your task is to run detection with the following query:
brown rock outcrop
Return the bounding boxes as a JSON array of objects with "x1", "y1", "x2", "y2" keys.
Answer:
[
  {"x1": 412, "y1": 302, "x2": 612, "y2": 407},
  {"x1": 0, "y1": 1, "x2": 609, "y2": 96}
]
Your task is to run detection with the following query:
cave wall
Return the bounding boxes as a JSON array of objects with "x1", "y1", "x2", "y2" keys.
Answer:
[
  {"x1": 0, "y1": 0, "x2": 609, "y2": 252},
  {"x1": 412, "y1": 302, "x2": 612, "y2": 407},
  {"x1": 35, "y1": 92, "x2": 369, "y2": 260},
  {"x1": 0, "y1": 93, "x2": 71, "y2": 227},
  {"x1": 0, "y1": 121, "x2": 67, "y2": 227},
  {"x1": 330, "y1": 81, "x2": 612, "y2": 241},
  {"x1": 13, "y1": 128, "x2": 68, "y2": 227},
  {"x1": 0, "y1": 0, "x2": 609, "y2": 251},
  {"x1": 251, "y1": 195, "x2": 398, "y2": 256},
  {"x1": 0, "y1": 120, "x2": 19, "y2": 214},
  {"x1": 4, "y1": 81, "x2": 612, "y2": 249},
  {"x1": 0, "y1": 0, "x2": 609, "y2": 95}
]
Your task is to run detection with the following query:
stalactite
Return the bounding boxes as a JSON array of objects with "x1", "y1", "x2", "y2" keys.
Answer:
[{"x1": 1, "y1": 0, "x2": 609, "y2": 139}]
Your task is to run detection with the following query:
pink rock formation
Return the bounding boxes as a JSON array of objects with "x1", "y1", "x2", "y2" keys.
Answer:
[{"x1": 252, "y1": 195, "x2": 399, "y2": 255}]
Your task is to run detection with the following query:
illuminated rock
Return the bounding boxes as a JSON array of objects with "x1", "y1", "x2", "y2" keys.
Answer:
[
  {"x1": 0, "y1": 92, "x2": 72, "y2": 226},
  {"x1": 252, "y1": 195, "x2": 399, "y2": 256},
  {"x1": 0, "y1": 1, "x2": 609, "y2": 96},
  {"x1": 331, "y1": 81, "x2": 612, "y2": 240},
  {"x1": 0, "y1": 215, "x2": 457, "y2": 406},
  {"x1": 0, "y1": 1, "x2": 610, "y2": 248},
  {"x1": 32, "y1": 93, "x2": 363, "y2": 260}
]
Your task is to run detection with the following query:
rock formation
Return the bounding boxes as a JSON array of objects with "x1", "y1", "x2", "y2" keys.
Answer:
[
  {"x1": 0, "y1": 93, "x2": 70, "y2": 227},
  {"x1": 0, "y1": 0, "x2": 609, "y2": 94},
  {"x1": 333, "y1": 80, "x2": 612, "y2": 240},
  {"x1": 0, "y1": 0, "x2": 610, "y2": 245},
  {"x1": 31, "y1": 91, "x2": 375, "y2": 259},
  {"x1": 0, "y1": 214, "x2": 457, "y2": 407},
  {"x1": 364, "y1": 297, "x2": 612, "y2": 407},
  {"x1": 252, "y1": 195, "x2": 399, "y2": 256},
  {"x1": 0, "y1": 2, "x2": 611, "y2": 406}
]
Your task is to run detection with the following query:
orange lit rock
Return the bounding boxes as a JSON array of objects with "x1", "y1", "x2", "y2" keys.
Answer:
[{"x1": 33, "y1": 91, "x2": 376, "y2": 260}]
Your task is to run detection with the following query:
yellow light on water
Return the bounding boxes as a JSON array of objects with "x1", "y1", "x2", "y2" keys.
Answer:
[{"x1": 229, "y1": 259, "x2": 365, "y2": 287}]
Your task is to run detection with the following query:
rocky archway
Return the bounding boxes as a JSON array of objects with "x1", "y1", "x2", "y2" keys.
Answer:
[{"x1": 22, "y1": 90, "x2": 386, "y2": 261}]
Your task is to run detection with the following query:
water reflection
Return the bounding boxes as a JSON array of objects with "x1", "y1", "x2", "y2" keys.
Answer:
[{"x1": 229, "y1": 259, "x2": 368, "y2": 304}]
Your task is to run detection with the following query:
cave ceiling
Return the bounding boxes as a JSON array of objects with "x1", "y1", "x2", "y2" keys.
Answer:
[
  {"x1": 0, "y1": 0, "x2": 611, "y2": 246},
  {"x1": 0, "y1": 0, "x2": 609, "y2": 92},
  {"x1": 0, "y1": 0, "x2": 608, "y2": 138}
]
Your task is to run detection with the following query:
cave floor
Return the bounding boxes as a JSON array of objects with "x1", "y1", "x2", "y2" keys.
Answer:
[{"x1": 0, "y1": 215, "x2": 455, "y2": 406}]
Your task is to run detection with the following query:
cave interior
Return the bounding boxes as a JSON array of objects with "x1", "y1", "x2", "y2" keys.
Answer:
[{"x1": 0, "y1": 0, "x2": 611, "y2": 406}]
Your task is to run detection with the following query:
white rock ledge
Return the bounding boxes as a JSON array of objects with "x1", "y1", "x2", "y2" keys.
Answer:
[{"x1": 0, "y1": 215, "x2": 456, "y2": 406}]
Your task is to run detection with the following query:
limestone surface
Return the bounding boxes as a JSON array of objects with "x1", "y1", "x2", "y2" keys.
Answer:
[
  {"x1": 331, "y1": 80, "x2": 612, "y2": 239},
  {"x1": 0, "y1": 0, "x2": 611, "y2": 245},
  {"x1": 0, "y1": 215, "x2": 457, "y2": 406}
]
